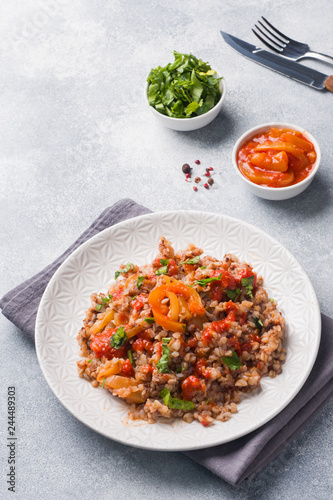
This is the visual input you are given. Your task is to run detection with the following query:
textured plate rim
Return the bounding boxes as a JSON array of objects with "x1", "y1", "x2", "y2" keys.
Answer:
[{"x1": 35, "y1": 210, "x2": 321, "y2": 451}]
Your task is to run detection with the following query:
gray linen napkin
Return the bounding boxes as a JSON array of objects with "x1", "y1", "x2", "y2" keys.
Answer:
[{"x1": 1, "y1": 198, "x2": 333, "y2": 486}]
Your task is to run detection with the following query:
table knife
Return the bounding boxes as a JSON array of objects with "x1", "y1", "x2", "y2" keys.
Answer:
[{"x1": 220, "y1": 31, "x2": 333, "y2": 92}]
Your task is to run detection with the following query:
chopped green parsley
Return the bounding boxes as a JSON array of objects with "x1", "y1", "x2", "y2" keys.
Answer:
[
  {"x1": 195, "y1": 274, "x2": 222, "y2": 287},
  {"x1": 160, "y1": 388, "x2": 194, "y2": 411},
  {"x1": 222, "y1": 350, "x2": 243, "y2": 370},
  {"x1": 225, "y1": 288, "x2": 241, "y2": 302},
  {"x1": 241, "y1": 276, "x2": 254, "y2": 298},
  {"x1": 147, "y1": 51, "x2": 222, "y2": 119},
  {"x1": 115, "y1": 263, "x2": 134, "y2": 279},
  {"x1": 155, "y1": 259, "x2": 169, "y2": 275},
  {"x1": 136, "y1": 276, "x2": 144, "y2": 289},
  {"x1": 110, "y1": 326, "x2": 127, "y2": 349},
  {"x1": 156, "y1": 338, "x2": 171, "y2": 373},
  {"x1": 96, "y1": 293, "x2": 113, "y2": 311},
  {"x1": 179, "y1": 256, "x2": 200, "y2": 265},
  {"x1": 253, "y1": 316, "x2": 263, "y2": 332},
  {"x1": 144, "y1": 317, "x2": 155, "y2": 324}
]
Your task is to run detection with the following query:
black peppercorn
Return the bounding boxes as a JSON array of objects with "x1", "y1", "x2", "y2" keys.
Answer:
[{"x1": 182, "y1": 163, "x2": 191, "y2": 174}]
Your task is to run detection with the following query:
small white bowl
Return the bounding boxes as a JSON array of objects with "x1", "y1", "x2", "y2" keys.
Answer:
[
  {"x1": 145, "y1": 72, "x2": 226, "y2": 132},
  {"x1": 232, "y1": 122, "x2": 321, "y2": 200}
]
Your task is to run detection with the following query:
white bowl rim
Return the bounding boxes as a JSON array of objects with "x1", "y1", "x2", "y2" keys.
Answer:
[
  {"x1": 232, "y1": 122, "x2": 321, "y2": 193},
  {"x1": 144, "y1": 72, "x2": 226, "y2": 122}
]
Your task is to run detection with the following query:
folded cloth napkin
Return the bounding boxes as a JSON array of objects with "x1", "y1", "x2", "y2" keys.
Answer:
[{"x1": 1, "y1": 198, "x2": 333, "y2": 486}]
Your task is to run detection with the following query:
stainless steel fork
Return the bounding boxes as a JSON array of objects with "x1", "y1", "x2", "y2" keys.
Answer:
[{"x1": 252, "y1": 17, "x2": 333, "y2": 65}]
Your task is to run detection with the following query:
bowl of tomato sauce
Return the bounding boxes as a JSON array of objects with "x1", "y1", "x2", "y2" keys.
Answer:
[{"x1": 232, "y1": 123, "x2": 321, "y2": 200}]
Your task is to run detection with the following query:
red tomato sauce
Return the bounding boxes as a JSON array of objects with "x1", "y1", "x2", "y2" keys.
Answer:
[
  {"x1": 237, "y1": 127, "x2": 316, "y2": 188},
  {"x1": 132, "y1": 293, "x2": 146, "y2": 311},
  {"x1": 90, "y1": 328, "x2": 127, "y2": 359},
  {"x1": 120, "y1": 358, "x2": 135, "y2": 377},
  {"x1": 182, "y1": 375, "x2": 205, "y2": 400},
  {"x1": 132, "y1": 331, "x2": 154, "y2": 354}
]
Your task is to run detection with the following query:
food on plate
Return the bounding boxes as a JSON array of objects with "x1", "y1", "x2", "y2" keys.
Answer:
[
  {"x1": 237, "y1": 127, "x2": 317, "y2": 188},
  {"x1": 77, "y1": 238, "x2": 285, "y2": 426},
  {"x1": 147, "y1": 51, "x2": 222, "y2": 118}
]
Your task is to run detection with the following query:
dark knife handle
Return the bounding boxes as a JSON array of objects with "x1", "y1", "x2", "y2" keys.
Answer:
[{"x1": 324, "y1": 76, "x2": 333, "y2": 92}]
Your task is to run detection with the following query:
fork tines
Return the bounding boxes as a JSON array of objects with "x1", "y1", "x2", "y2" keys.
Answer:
[{"x1": 252, "y1": 17, "x2": 289, "y2": 54}]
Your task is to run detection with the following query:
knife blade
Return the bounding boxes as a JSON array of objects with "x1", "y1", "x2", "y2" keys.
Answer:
[{"x1": 220, "y1": 31, "x2": 333, "y2": 92}]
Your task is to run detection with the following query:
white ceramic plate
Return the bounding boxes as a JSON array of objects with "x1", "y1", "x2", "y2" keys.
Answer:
[{"x1": 35, "y1": 211, "x2": 321, "y2": 451}]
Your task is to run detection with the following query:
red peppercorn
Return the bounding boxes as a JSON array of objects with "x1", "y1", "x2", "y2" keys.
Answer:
[
  {"x1": 204, "y1": 183, "x2": 209, "y2": 189},
  {"x1": 185, "y1": 172, "x2": 191, "y2": 178},
  {"x1": 209, "y1": 167, "x2": 214, "y2": 171},
  {"x1": 193, "y1": 186, "x2": 198, "y2": 191},
  {"x1": 204, "y1": 171, "x2": 211, "y2": 177},
  {"x1": 195, "y1": 160, "x2": 200, "y2": 165}
]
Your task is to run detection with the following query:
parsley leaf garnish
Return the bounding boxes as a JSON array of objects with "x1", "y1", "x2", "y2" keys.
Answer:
[
  {"x1": 179, "y1": 256, "x2": 200, "y2": 265},
  {"x1": 136, "y1": 276, "x2": 144, "y2": 289},
  {"x1": 241, "y1": 276, "x2": 254, "y2": 298},
  {"x1": 115, "y1": 263, "x2": 134, "y2": 279},
  {"x1": 110, "y1": 326, "x2": 127, "y2": 349},
  {"x1": 194, "y1": 274, "x2": 222, "y2": 287},
  {"x1": 144, "y1": 317, "x2": 155, "y2": 324},
  {"x1": 156, "y1": 338, "x2": 171, "y2": 373},
  {"x1": 222, "y1": 350, "x2": 243, "y2": 370},
  {"x1": 160, "y1": 388, "x2": 194, "y2": 411},
  {"x1": 128, "y1": 350, "x2": 133, "y2": 364},
  {"x1": 155, "y1": 259, "x2": 169, "y2": 275},
  {"x1": 225, "y1": 288, "x2": 241, "y2": 302},
  {"x1": 101, "y1": 378, "x2": 106, "y2": 389},
  {"x1": 200, "y1": 266, "x2": 207, "y2": 270},
  {"x1": 253, "y1": 316, "x2": 263, "y2": 331}
]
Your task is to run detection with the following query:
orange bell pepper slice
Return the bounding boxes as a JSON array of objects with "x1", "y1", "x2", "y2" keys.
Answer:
[
  {"x1": 239, "y1": 162, "x2": 294, "y2": 187},
  {"x1": 148, "y1": 280, "x2": 205, "y2": 332},
  {"x1": 254, "y1": 141, "x2": 300, "y2": 154},
  {"x1": 249, "y1": 151, "x2": 289, "y2": 172}
]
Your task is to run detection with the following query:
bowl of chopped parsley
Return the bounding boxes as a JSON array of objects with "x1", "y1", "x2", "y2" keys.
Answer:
[{"x1": 145, "y1": 51, "x2": 226, "y2": 131}]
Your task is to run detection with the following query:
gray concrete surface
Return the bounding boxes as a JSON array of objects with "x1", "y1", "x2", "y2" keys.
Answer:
[{"x1": 1, "y1": 1, "x2": 332, "y2": 499}]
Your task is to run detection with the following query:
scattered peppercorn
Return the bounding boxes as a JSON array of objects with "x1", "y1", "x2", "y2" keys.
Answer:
[
  {"x1": 195, "y1": 160, "x2": 200, "y2": 165},
  {"x1": 195, "y1": 177, "x2": 201, "y2": 183},
  {"x1": 182, "y1": 163, "x2": 191, "y2": 174},
  {"x1": 204, "y1": 171, "x2": 211, "y2": 177},
  {"x1": 193, "y1": 186, "x2": 198, "y2": 191},
  {"x1": 204, "y1": 183, "x2": 209, "y2": 189},
  {"x1": 209, "y1": 167, "x2": 214, "y2": 171},
  {"x1": 208, "y1": 178, "x2": 214, "y2": 186},
  {"x1": 185, "y1": 172, "x2": 191, "y2": 178}
]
